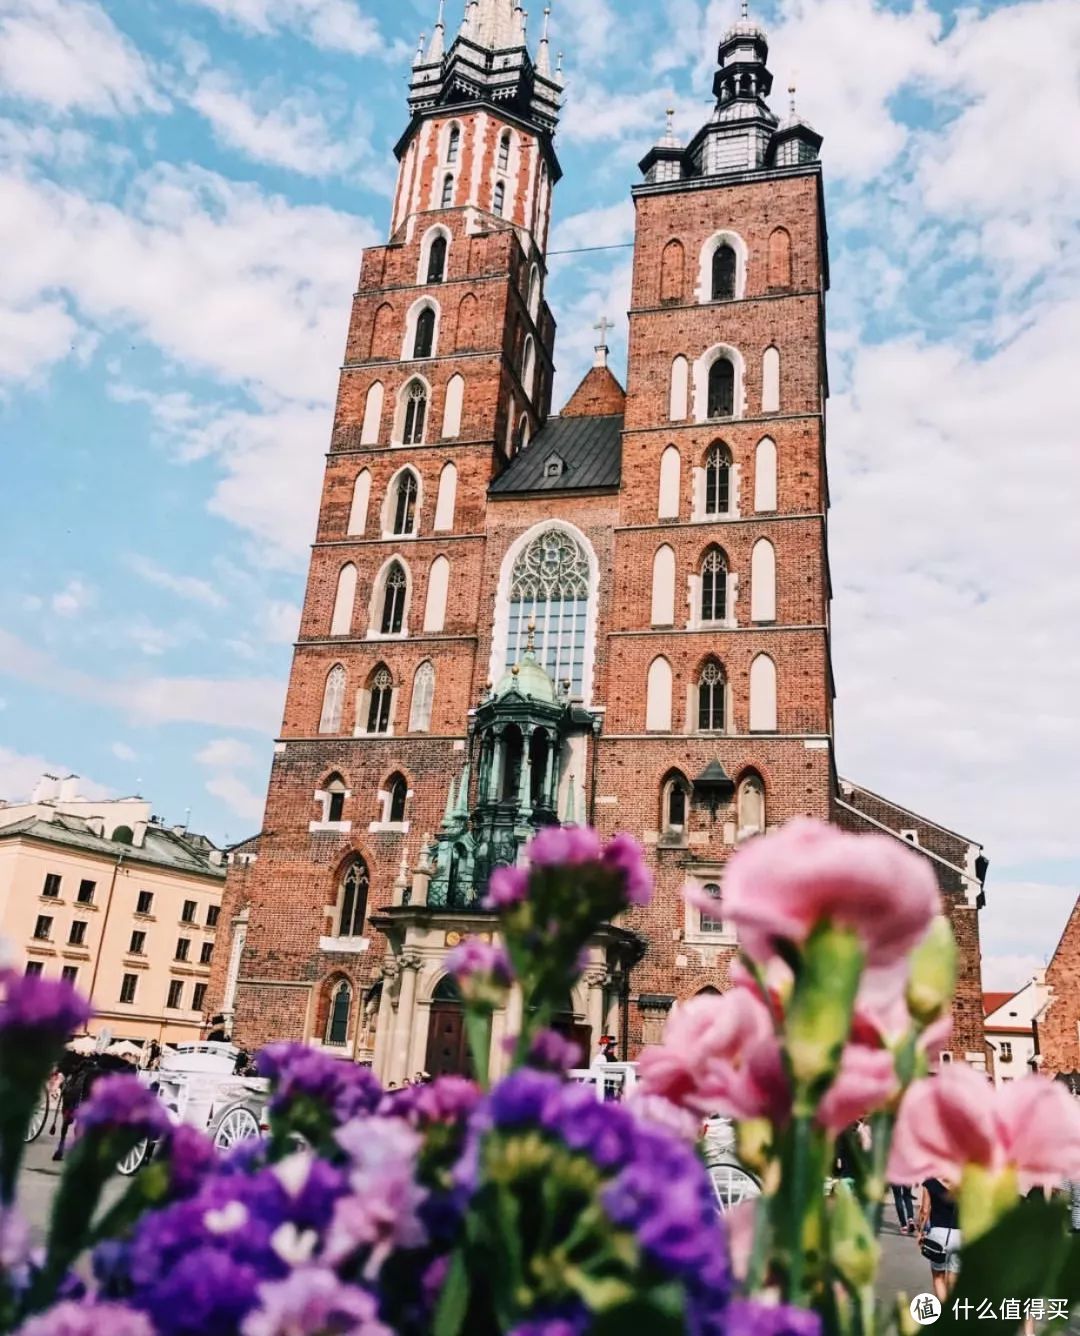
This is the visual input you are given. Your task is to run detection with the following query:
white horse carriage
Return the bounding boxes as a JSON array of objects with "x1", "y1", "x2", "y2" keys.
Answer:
[
  {"x1": 117, "y1": 1041, "x2": 270, "y2": 1176},
  {"x1": 570, "y1": 1063, "x2": 761, "y2": 1215}
]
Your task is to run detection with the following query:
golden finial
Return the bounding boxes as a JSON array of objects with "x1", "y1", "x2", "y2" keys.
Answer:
[{"x1": 526, "y1": 618, "x2": 537, "y2": 652}]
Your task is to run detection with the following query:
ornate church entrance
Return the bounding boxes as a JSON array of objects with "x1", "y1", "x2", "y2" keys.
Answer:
[{"x1": 424, "y1": 977, "x2": 474, "y2": 1079}]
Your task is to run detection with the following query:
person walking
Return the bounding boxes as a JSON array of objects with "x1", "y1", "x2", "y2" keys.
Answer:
[
  {"x1": 917, "y1": 1178, "x2": 961, "y2": 1301},
  {"x1": 891, "y1": 1182, "x2": 916, "y2": 1234}
]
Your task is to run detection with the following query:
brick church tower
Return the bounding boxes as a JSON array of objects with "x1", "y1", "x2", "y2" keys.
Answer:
[{"x1": 209, "y1": 0, "x2": 989, "y2": 1076}]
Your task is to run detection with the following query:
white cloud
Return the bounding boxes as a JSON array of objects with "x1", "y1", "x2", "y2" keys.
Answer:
[
  {"x1": 204, "y1": 771, "x2": 265, "y2": 824},
  {"x1": 0, "y1": 0, "x2": 163, "y2": 116},
  {"x1": 127, "y1": 555, "x2": 227, "y2": 609},
  {"x1": 0, "y1": 300, "x2": 79, "y2": 384},
  {"x1": 829, "y1": 297, "x2": 1080, "y2": 865},
  {"x1": 0, "y1": 745, "x2": 108, "y2": 802},
  {"x1": 50, "y1": 577, "x2": 95, "y2": 618},
  {"x1": 0, "y1": 163, "x2": 373, "y2": 555},
  {"x1": 196, "y1": 737, "x2": 258, "y2": 769},
  {"x1": 183, "y1": 0, "x2": 384, "y2": 56},
  {"x1": 550, "y1": 200, "x2": 635, "y2": 253},
  {"x1": 188, "y1": 69, "x2": 367, "y2": 177},
  {"x1": 258, "y1": 600, "x2": 301, "y2": 644},
  {"x1": 111, "y1": 742, "x2": 137, "y2": 762},
  {"x1": 0, "y1": 628, "x2": 284, "y2": 733}
]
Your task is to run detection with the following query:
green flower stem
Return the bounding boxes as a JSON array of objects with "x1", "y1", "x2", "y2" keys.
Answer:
[
  {"x1": 747, "y1": 1191, "x2": 773, "y2": 1291},
  {"x1": 464, "y1": 1007, "x2": 493, "y2": 1090},
  {"x1": 786, "y1": 1113, "x2": 815, "y2": 1303},
  {"x1": 862, "y1": 1110, "x2": 894, "y2": 1238}
]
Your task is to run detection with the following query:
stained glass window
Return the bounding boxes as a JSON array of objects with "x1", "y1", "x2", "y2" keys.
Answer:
[{"x1": 507, "y1": 529, "x2": 590, "y2": 696}]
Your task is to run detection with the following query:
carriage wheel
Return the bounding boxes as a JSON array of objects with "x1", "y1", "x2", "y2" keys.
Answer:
[
  {"x1": 23, "y1": 1091, "x2": 50, "y2": 1144},
  {"x1": 213, "y1": 1106, "x2": 260, "y2": 1150},
  {"x1": 116, "y1": 1138, "x2": 149, "y2": 1176},
  {"x1": 708, "y1": 1162, "x2": 761, "y2": 1215}
]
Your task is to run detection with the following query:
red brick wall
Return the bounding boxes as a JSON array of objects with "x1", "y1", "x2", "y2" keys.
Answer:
[{"x1": 1037, "y1": 899, "x2": 1080, "y2": 1074}]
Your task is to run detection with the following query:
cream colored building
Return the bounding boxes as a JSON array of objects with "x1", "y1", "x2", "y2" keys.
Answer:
[
  {"x1": 0, "y1": 775, "x2": 225, "y2": 1045},
  {"x1": 984, "y1": 976, "x2": 1046, "y2": 1083}
]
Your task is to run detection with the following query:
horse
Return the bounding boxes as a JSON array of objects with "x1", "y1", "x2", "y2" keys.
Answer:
[{"x1": 50, "y1": 1051, "x2": 137, "y2": 1162}]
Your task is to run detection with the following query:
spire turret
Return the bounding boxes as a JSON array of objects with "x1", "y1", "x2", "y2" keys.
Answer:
[
  {"x1": 405, "y1": 0, "x2": 563, "y2": 142},
  {"x1": 536, "y1": 7, "x2": 552, "y2": 76},
  {"x1": 638, "y1": 2, "x2": 820, "y2": 185}
]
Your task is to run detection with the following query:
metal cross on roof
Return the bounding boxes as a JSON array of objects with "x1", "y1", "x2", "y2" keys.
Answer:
[{"x1": 594, "y1": 315, "x2": 613, "y2": 343}]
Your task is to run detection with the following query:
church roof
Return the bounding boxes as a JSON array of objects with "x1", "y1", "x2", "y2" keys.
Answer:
[
  {"x1": 489, "y1": 413, "x2": 623, "y2": 495},
  {"x1": 561, "y1": 365, "x2": 627, "y2": 418}
]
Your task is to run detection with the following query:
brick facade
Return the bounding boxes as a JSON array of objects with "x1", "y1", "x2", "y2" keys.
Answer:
[
  {"x1": 1035, "y1": 898, "x2": 1080, "y2": 1075},
  {"x1": 209, "y1": 5, "x2": 986, "y2": 1068}
]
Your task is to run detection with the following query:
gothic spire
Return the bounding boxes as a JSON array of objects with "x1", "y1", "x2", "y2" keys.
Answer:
[
  {"x1": 471, "y1": 0, "x2": 517, "y2": 48},
  {"x1": 427, "y1": 0, "x2": 446, "y2": 61},
  {"x1": 536, "y1": 6, "x2": 552, "y2": 76}
]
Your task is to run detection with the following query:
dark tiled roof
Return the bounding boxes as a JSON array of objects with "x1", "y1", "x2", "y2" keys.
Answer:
[
  {"x1": 0, "y1": 817, "x2": 225, "y2": 879},
  {"x1": 489, "y1": 414, "x2": 623, "y2": 495}
]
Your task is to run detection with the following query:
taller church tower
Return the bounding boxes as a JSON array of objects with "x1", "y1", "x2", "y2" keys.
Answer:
[{"x1": 217, "y1": 0, "x2": 568, "y2": 1057}]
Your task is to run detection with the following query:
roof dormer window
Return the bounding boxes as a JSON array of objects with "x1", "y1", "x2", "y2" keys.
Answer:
[{"x1": 543, "y1": 455, "x2": 564, "y2": 479}]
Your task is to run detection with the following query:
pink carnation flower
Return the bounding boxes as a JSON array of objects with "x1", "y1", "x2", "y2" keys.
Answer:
[
  {"x1": 888, "y1": 1064, "x2": 1080, "y2": 1193},
  {"x1": 638, "y1": 989, "x2": 790, "y2": 1122},
  {"x1": 722, "y1": 818, "x2": 940, "y2": 969},
  {"x1": 816, "y1": 1041, "x2": 897, "y2": 1133}
]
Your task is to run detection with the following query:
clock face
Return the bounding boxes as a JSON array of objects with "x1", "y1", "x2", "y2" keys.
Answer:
[{"x1": 445, "y1": 931, "x2": 462, "y2": 947}]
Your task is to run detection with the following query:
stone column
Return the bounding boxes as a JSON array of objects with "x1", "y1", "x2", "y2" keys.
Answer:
[
  {"x1": 488, "y1": 731, "x2": 503, "y2": 802},
  {"x1": 518, "y1": 726, "x2": 534, "y2": 815},
  {"x1": 542, "y1": 737, "x2": 556, "y2": 809},
  {"x1": 388, "y1": 952, "x2": 422, "y2": 1084},
  {"x1": 504, "y1": 982, "x2": 524, "y2": 1056},
  {"x1": 584, "y1": 968, "x2": 608, "y2": 1046},
  {"x1": 372, "y1": 960, "x2": 398, "y2": 1080},
  {"x1": 488, "y1": 1002, "x2": 509, "y2": 1082}
]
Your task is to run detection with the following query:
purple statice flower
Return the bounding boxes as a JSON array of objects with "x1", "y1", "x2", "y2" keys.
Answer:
[
  {"x1": 509, "y1": 1309, "x2": 590, "y2": 1336},
  {"x1": 601, "y1": 832, "x2": 653, "y2": 907},
  {"x1": 726, "y1": 1300, "x2": 822, "y2": 1336},
  {"x1": 160, "y1": 1123, "x2": 218, "y2": 1197},
  {"x1": 528, "y1": 825, "x2": 602, "y2": 868},
  {"x1": 445, "y1": 938, "x2": 512, "y2": 986},
  {"x1": 241, "y1": 1268, "x2": 391, "y2": 1336},
  {"x1": 526, "y1": 1028, "x2": 582, "y2": 1072},
  {"x1": 385, "y1": 1075, "x2": 480, "y2": 1127},
  {"x1": 15, "y1": 1301, "x2": 154, "y2": 1336},
  {"x1": 0, "y1": 971, "x2": 90, "y2": 1043},
  {"x1": 484, "y1": 864, "x2": 529, "y2": 910},
  {"x1": 133, "y1": 1246, "x2": 263, "y2": 1336},
  {"x1": 326, "y1": 1120, "x2": 428, "y2": 1275},
  {"x1": 421, "y1": 1254, "x2": 451, "y2": 1309},
  {"x1": 488, "y1": 1068, "x2": 562, "y2": 1130},
  {"x1": 257, "y1": 1043, "x2": 382, "y2": 1123},
  {"x1": 76, "y1": 1074, "x2": 171, "y2": 1140}
]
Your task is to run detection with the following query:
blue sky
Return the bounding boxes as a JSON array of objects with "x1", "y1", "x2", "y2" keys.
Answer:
[{"x1": 1, "y1": 0, "x2": 1078, "y2": 991}]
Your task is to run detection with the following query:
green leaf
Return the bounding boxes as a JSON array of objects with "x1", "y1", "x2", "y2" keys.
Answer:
[
  {"x1": 432, "y1": 1246, "x2": 471, "y2": 1336},
  {"x1": 589, "y1": 1283, "x2": 687, "y2": 1335},
  {"x1": 937, "y1": 1194, "x2": 1073, "y2": 1333}
]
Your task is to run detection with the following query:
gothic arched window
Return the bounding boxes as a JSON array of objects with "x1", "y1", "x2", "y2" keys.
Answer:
[
  {"x1": 441, "y1": 174, "x2": 454, "y2": 208},
  {"x1": 662, "y1": 770, "x2": 690, "y2": 837},
  {"x1": 446, "y1": 125, "x2": 460, "y2": 165},
  {"x1": 323, "y1": 773, "x2": 347, "y2": 823},
  {"x1": 507, "y1": 528, "x2": 591, "y2": 696},
  {"x1": 409, "y1": 660, "x2": 435, "y2": 732},
  {"x1": 325, "y1": 978, "x2": 352, "y2": 1046},
  {"x1": 712, "y1": 244, "x2": 737, "y2": 301},
  {"x1": 497, "y1": 132, "x2": 511, "y2": 171},
  {"x1": 705, "y1": 444, "x2": 732, "y2": 517},
  {"x1": 413, "y1": 307, "x2": 436, "y2": 359},
  {"x1": 387, "y1": 774, "x2": 408, "y2": 823},
  {"x1": 708, "y1": 358, "x2": 735, "y2": 418},
  {"x1": 392, "y1": 471, "x2": 419, "y2": 536},
  {"x1": 402, "y1": 380, "x2": 427, "y2": 445},
  {"x1": 698, "y1": 660, "x2": 726, "y2": 732},
  {"x1": 661, "y1": 239, "x2": 685, "y2": 304},
  {"x1": 427, "y1": 235, "x2": 447, "y2": 284},
  {"x1": 737, "y1": 772, "x2": 766, "y2": 836},
  {"x1": 493, "y1": 181, "x2": 505, "y2": 216},
  {"x1": 700, "y1": 548, "x2": 728, "y2": 623},
  {"x1": 337, "y1": 860, "x2": 369, "y2": 938},
  {"x1": 380, "y1": 562, "x2": 407, "y2": 635},
  {"x1": 319, "y1": 664, "x2": 346, "y2": 734},
  {"x1": 367, "y1": 667, "x2": 394, "y2": 734}
]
